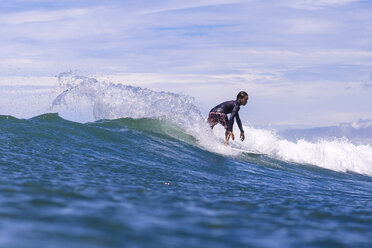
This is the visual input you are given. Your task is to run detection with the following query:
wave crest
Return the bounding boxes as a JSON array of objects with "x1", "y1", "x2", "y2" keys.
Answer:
[
  {"x1": 52, "y1": 72, "x2": 205, "y2": 128},
  {"x1": 50, "y1": 72, "x2": 372, "y2": 176}
]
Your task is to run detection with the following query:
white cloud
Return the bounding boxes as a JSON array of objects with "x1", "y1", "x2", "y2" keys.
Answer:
[
  {"x1": 139, "y1": 0, "x2": 244, "y2": 14},
  {"x1": 287, "y1": 0, "x2": 361, "y2": 10},
  {"x1": 0, "y1": 8, "x2": 89, "y2": 25},
  {"x1": 283, "y1": 18, "x2": 334, "y2": 34}
]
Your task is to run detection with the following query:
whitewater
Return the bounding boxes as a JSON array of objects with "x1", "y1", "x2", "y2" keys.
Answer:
[
  {"x1": 46, "y1": 73, "x2": 372, "y2": 176},
  {"x1": 1, "y1": 72, "x2": 372, "y2": 247}
]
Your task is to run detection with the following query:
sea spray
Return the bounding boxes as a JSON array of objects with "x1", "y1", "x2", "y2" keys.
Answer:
[
  {"x1": 51, "y1": 72, "x2": 234, "y2": 155},
  {"x1": 213, "y1": 125, "x2": 372, "y2": 176},
  {"x1": 51, "y1": 72, "x2": 372, "y2": 176}
]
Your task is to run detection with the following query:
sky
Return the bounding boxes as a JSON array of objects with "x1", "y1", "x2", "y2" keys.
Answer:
[{"x1": 0, "y1": 0, "x2": 372, "y2": 128}]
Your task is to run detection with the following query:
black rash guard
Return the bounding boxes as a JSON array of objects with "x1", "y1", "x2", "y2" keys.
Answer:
[{"x1": 210, "y1": 100, "x2": 244, "y2": 133}]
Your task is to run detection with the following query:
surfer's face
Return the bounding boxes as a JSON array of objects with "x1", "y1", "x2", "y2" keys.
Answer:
[{"x1": 239, "y1": 95, "x2": 248, "y2": 106}]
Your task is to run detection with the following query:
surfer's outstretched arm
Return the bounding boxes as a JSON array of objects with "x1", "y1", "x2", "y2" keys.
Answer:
[
  {"x1": 236, "y1": 113, "x2": 245, "y2": 141},
  {"x1": 225, "y1": 106, "x2": 240, "y2": 145}
]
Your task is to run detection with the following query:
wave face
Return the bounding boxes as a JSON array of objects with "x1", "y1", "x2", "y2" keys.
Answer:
[{"x1": 1, "y1": 73, "x2": 372, "y2": 247}]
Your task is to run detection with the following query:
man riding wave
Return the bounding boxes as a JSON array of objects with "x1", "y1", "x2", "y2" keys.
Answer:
[{"x1": 207, "y1": 91, "x2": 248, "y2": 145}]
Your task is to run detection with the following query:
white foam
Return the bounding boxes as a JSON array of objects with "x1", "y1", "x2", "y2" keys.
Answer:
[
  {"x1": 1, "y1": 73, "x2": 371, "y2": 176},
  {"x1": 49, "y1": 72, "x2": 372, "y2": 176},
  {"x1": 214, "y1": 125, "x2": 372, "y2": 176},
  {"x1": 51, "y1": 72, "x2": 236, "y2": 155}
]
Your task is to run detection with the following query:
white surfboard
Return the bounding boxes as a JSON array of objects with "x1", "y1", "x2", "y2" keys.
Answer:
[{"x1": 230, "y1": 147, "x2": 266, "y2": 156}]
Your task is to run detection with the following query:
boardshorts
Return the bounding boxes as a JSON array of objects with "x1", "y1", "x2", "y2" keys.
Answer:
[{"x1": 207, "y1": 112, "x2": 228, "y2": 129}]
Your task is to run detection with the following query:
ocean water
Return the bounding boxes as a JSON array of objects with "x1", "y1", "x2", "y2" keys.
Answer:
[{"x1": 1, "y1": 73, "x2": 372, "y2": 247}]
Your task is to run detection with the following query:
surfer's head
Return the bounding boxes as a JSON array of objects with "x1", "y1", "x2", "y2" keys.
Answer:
[{"x1": 237, "y1": 91, "x2": 248, "y2": 106}]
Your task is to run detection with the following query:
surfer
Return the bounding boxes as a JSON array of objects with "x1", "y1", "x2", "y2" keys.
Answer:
[{"x1": 208, "y1": 91, "x2": 248, "y2": 145}]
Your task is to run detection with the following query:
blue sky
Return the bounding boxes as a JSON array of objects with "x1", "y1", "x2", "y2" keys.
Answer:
[{"x1": 1, "y1": 0, "x2": 372, "y2": 127}]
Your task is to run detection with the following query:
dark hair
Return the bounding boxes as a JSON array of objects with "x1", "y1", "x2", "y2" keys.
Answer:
[{"x1": 236, "y1": 91, "x2": 248, "y2": 100}]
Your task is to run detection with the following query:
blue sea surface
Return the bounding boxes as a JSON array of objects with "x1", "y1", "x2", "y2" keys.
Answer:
[{"x1": 1, "y1": 113, "x2": 371, "y2": 248}]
